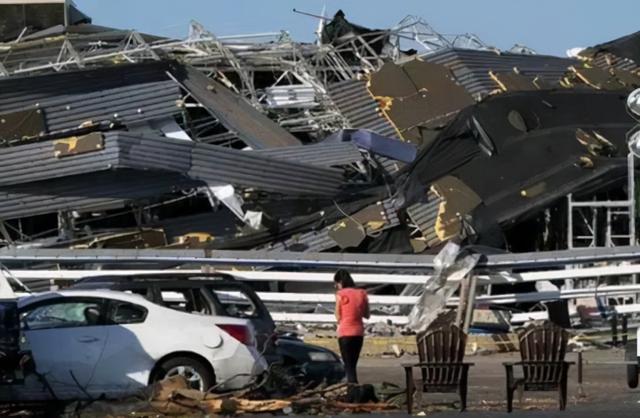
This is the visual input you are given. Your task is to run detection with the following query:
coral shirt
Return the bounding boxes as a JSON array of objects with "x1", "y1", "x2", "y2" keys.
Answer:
[{"x1": 336, "y1": 288, "x2": 368, "y2": 337}]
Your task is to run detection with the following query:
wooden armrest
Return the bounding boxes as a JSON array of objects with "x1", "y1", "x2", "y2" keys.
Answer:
[
  {"x1": 403, "y1": 362, "x2": 474, "y2": 368},
  {"x1": 504, "y1": 361, "x2": 574, "y2": 367},
  {"x1": 518, "y1": 361, "x2": 572, "y2": 365}
]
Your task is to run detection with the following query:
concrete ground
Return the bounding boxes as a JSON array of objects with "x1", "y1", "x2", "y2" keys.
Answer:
[{"x1": 356, "y1": 348, "x2": 640, "y2": 415}]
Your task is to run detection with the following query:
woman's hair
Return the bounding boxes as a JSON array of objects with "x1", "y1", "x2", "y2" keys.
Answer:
[{"x1": 334, "y1": 269, "x2": 356, "y2": 288}]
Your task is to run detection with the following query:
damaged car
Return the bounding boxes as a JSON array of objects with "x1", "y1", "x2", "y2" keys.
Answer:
[
  {"x1": 6, "y1": 289, "x2": 266, "y2": 400},
  {"x1": 70, "y1": 273, "x2": 346, "y2": 386}
]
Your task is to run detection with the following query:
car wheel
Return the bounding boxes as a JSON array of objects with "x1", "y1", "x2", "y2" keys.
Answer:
[
  {"x1": 625, "y1": 343, "x2": 639, "y2": 389},
  {"x1": 153, "y1": 356, "x2": 214, "y2": 392}
]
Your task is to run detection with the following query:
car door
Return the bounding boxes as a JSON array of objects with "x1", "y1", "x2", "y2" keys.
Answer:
[
  {"x1": 20, "y1": 297, "x2": 107, "y2": 400},
  {"x1": 89, "y1": 299, "x2": 155, "y2": 396}
]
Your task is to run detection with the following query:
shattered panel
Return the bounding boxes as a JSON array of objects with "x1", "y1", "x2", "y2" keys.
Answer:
[
  {"x1": 170, "y1": 64, "x2": 302, "y2": 149},
  {"x1": 368, "y1": 60, "x2": 474, "y2": 142},
  {"x1": 406, "y1": 191, "x2": 443, "y2": 249},
  {"x1": 431, "y1": 176, "x2": 482, "y2": 241},
  {"x1": 327, "y1": 79, "x2": 398, "y2": 138},
  {"x1": 425, "y1": 48, "x2": 575, "y2": 97},
  {"x1": 489, "y1": 71, "x2": 540, "y2": 91}
]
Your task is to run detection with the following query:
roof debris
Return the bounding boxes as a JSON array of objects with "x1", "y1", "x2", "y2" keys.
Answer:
[{"x1": 0, "y1": 2, "x2": 637, "y2": 265}]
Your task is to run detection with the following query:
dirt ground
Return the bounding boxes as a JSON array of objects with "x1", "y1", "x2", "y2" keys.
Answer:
[{"x1": 357, "y1": 348, "x2": 640, "y2": 413}]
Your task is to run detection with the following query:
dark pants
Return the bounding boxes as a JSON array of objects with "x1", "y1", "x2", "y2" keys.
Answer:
[{"x1": 338, "y1": 336, "x2": 364, "y2": 383}]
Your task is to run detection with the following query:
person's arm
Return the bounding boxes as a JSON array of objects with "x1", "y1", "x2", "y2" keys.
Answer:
[
  {"x1": 363, "y1": 293, "x2": 370, "y2": 319},
  {"x1": 335, "y1": 293, "x2": 341, "y2": 322}
]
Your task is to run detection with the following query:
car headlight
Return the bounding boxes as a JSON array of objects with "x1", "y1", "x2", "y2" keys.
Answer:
[{"x1": 308, "y1": 351, "x2": 337, "y2": 362}]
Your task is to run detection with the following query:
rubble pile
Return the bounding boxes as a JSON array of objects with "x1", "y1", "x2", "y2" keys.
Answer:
[
  {"x1": 73, "y1": 376, "x2": 397, "y2": 416},
  {"x1": 0, "y1": 4, "x2": 638, "y2": 295}
]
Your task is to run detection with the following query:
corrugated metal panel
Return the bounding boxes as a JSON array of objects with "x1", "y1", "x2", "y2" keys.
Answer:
[
  {"x1": 189, "y1": 141, "x2": 345, "y2": 196},
  {"x1": 425, "y1": 49, "x2": 575, "y2": 97},
  {"x1": 264, "y1": 197, "x2": 401, "y2": 253},
  {"x1": 589, "y1": 53, "x2": 640, "y2": 72},
  {"x1": 0, "y1": 132, "x2": 344, "y2": 196},
  {"x1": 0, "y1": 63, "x2": 182, "y2": 134},
  {"x1": 252, "y1": 141, "x2": 362, "y2": 167},
  {"x1": 0, "y1": 170, "x2": 200, "y2": 220},
  {"x1": 115, "y1": 133, "x2": 193, "y2": 174},
  {"x1": 264, "y1": 227, "x2": 337, "y2": 253},
  {"x1": 171, "y1": 64, "x2": 302, "y2": 149},
  {"x1": 0, "y1": 133, "x2": 191, "y2": 186},
  {"x1": 381, "y1": 198, "x2": 401, "y2": 227},
  {"x1": 0, "y1": 135, "x2": 119, "y2": 186},
  {"x1": 327, "y1": 79, "x2": 398, "y2": 138},
  {"x1": 43, "y1": 81, "x2": 182, "y2": 132},
  {"x1": 0, "y1": 61, "x2": 174, "y2": 111},
  {"x1": 328, "y1": 80, "x2": 406, "y2": 174},
  {"x1": 406, "y1": 191, "x2": 443, "y2": 247}
]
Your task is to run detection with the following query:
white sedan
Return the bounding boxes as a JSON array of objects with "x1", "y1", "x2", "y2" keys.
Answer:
[{"x1": 8, "y1": 289, "x2": 267, "y2": 400}]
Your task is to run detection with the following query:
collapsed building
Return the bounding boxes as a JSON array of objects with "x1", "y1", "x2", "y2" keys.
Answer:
[{"x1": 1, "y1": 1, "x2": 640, "y2": 309}]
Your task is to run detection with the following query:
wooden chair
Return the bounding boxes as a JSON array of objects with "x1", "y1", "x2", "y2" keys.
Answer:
[
  {"x1": 403, "y1": 324, "x2": 473, "y2": 413},
  {"x1": 504, "y1": 321, "x2": 573, "y2": 412}
]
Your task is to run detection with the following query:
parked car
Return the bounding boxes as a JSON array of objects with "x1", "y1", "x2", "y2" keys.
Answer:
[
  {"x1": 10, "y1": 289, "x2": 266, "y2": 400},
  {"x1": 71, "y1": 273, "x2": 345, "y2": 386},
  {"x1": 0, "y1": 273, "x2": 20, "y2": 385}
]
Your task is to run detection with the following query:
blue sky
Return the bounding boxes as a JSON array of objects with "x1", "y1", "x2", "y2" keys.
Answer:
[{"x1": 75, "y1": 0, "x2": 640, "y2": 56}]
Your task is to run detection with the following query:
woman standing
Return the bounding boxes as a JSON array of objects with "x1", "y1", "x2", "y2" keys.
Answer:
[{"x1": 334, "y1": 269, "x2": 370, "y2": 384}]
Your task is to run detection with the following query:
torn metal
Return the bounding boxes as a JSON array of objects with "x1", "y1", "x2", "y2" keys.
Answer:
[{"x1": 0, "y1": 3, "x2": 639, "y2": 327}]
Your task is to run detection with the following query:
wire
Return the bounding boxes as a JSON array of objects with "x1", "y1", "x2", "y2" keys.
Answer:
[
  {"x1": 332, "y1": 200, "x2": 365, "y2": 232},
  {"x1": 69, "y1": 370, "x2": 94, "y2": 401}
]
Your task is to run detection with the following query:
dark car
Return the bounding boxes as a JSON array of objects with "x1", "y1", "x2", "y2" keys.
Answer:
[{"x1": 70, "y1": 273, "x2": 344, "y2": 386}]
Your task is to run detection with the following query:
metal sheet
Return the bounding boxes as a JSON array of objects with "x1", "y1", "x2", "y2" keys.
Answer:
[
  {"x1": 0, "y1": 61, "x2": 175, "y2": 111},
  {"x1": 425, "y1": 48, "x2": 575, "y2": 97},
  {"x1": 252, "y1": 141, "x2": 362, "y2": 167},
  {"x1": 3, "y1": 245, "x2": 640, "y2": 271},
  {"x1": 0, "y1": 133, "x2": 191, "y2": 186},
  {"x1": 169, "y1": 64, "x2": 302, "y2": 149},
  {"x1": 0, "y1": 132, "x2": 343, "y2": 196},
  {"x1": 0, "y1": 170, "x2": 201, "y2": 220},
  {"x1": 0, "y1": 64, "x2": 182, "y2": 135},
  {"x1": 327, "y1": 79, "x2": 398, "y2": 138},
  {"x1": 189, "y1": 141, "x2": 345, "y2": 196}
]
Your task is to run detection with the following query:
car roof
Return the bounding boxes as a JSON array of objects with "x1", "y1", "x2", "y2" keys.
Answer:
[
  {"x1": 75, "y1": 272, "x2": 237, "y2": 284},
  {"x1": 18, "y1": 289, "x2": 150, "y2": 307},
  {"x1": 18, "y1": 289, "x2": 253, "y2": 327}
]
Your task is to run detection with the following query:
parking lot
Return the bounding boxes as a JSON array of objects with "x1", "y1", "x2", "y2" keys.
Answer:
[{"x1": 357, "y1": 349, "x2": 640, "y2": 414}]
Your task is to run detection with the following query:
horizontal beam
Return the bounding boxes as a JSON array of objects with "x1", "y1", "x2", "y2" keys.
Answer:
[
  {"x1": 270, "y1": 304, "x2": 640, "y2": 325},
  {"x1": 252, "y1": 285, "x2": 640, "y2": 305},
  {"x1": 3, "y1": 246, "x2": 640, "y2": 270},
  {"x1": 9, "y1": 263, "x2": 640, "y2": 285},
  {"x1": 270, "y1": 312, "x2": 409, "y2": 325},
  {"x1": 0, "y1": 248, "x2": 437, "y2": 269}
]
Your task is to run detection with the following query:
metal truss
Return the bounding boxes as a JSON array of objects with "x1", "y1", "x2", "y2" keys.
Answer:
[{"x1": 389, "y1": 15, "x2": 492, "y2": 58}]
